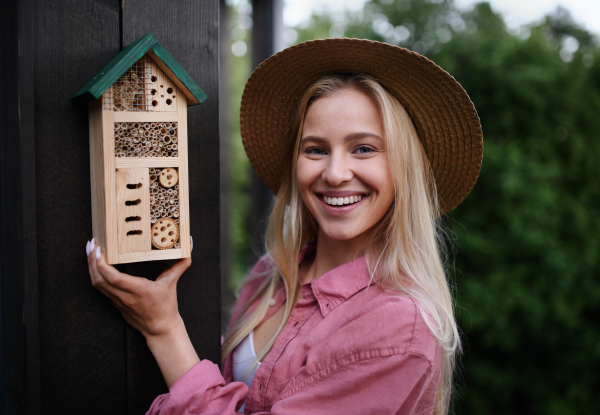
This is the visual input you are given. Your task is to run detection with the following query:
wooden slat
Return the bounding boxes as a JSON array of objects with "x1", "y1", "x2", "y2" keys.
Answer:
[
  {"x1": 177, "y1": 96, "x2": 191, "y2": 258},
  {"x1": 113, "y1": 111, "x2": 177, "y2": 122},
  {"x1": 118, "y1": 248, "x2": 182, "y2": 264},
  {"x1": 102, "y1": 105, "x2": 119, "y2": 264},
  {"x1": 115, "y1": 157, "x2": 180, "y2": 168},
  {"x1": 115, "y1": 168, "x2": 151, "y2": 255},
  {"x1": 89, "y1": 99, "x2": 108, "y2": 255}
]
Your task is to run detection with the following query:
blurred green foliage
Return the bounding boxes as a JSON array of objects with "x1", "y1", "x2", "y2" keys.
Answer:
[
  {"x1": 294, "y1": 0, "x2": 600, "y2": 413},
  {"x1": 226, "y1": 0, "x2": 600, "y2": 412}
]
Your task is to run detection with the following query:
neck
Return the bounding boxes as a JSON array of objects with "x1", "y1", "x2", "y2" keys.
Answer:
[{"x1": 300, "y1": 229, "x2": 367, "y2": 284}]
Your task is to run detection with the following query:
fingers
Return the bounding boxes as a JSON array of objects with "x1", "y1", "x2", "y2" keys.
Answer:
[{"x1": 87, "y1": 243, "x2": 144, "y2": 296}]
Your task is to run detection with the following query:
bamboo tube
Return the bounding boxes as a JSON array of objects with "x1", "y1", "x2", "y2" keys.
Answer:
[{"x1": 144, "y1": 123, "x2": 151, "y2": 129}]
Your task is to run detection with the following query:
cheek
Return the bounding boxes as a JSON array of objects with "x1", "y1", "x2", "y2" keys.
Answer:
[{"x1": 296, "y1": 159, "x2": 319, "y2": 196}]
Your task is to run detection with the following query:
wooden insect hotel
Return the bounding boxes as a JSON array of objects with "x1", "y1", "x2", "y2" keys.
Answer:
[{"x1": 73, "y1": 33, "x2": 206, "y2": 264}]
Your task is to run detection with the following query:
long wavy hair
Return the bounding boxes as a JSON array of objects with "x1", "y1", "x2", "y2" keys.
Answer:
[{"x1": 223, "y1": 74, "x2": 460, "y2": 415}]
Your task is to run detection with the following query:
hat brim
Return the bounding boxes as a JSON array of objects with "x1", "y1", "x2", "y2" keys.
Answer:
[{"x1": 240, "y1": 38, "x2": 483, "y2": 214}]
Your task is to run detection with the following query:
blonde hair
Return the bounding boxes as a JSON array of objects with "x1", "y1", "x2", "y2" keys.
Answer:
[{"x1": 223, "y1": 74, "x2": 460, "y2": 415}]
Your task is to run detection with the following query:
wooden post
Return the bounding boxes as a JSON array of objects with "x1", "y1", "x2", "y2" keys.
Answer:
[
  {"x1": 0, "y1": 1, "x2": 220, "y2": 413},
  {"x1": 247, "y1": 0, "x2": 283, "y2": 265}
]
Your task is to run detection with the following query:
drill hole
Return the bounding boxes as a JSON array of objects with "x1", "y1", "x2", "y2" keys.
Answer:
[
  {"x1": 151, "y1": 89, "x2": 157, "y2": 95},
  {"x1": 166, "y1": 87, "x2": 173, "y2": 94},
  {"x1": 125, "y1": 199, "x2": 141, "y2": 206},
  {"x1": 125, "y1": 216, "x2": 141, "y2": 222},
  {"x1": 166, "y1": 99, "x2": 172, "y2": 105},
  {"x1": 152, "y1": 100, "x2": 158, "y2": 107},
  {"x1": 126, "y1": 183, "x2": 142, "y2": 189},
  {"x1": 127, "y1": 230, "x2": 143, "y2": 236},
  {"x1": 151, "y1": 75, "x2": 157, "y2": 82}
]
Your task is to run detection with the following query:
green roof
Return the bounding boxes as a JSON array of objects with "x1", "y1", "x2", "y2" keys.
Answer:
[{"x1": 72, "y1": 33, "x2": 207, "y2": 106}]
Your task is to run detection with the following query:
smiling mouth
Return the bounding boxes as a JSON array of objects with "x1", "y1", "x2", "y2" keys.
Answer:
[{"x1": 320, "y1": 195, "x2": 365, "y2": 206}]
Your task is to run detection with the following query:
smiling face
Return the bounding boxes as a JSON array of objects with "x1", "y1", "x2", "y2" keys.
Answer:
[{"x1": 296, "y1": 88, "x2": 395, "y2": 247}]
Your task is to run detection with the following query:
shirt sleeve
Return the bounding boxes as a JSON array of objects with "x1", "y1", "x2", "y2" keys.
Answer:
[{"x1": 146, "y1": 360, "x2": 248, "y2": 415}]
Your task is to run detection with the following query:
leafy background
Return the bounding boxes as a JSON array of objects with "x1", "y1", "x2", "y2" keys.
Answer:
[{"x1": 223, "y1": 1, "x2": 600, "y2": 413}]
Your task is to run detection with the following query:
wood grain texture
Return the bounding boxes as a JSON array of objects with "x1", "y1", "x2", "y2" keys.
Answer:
[
  {"x1": 122, "y1": 1, "x2": 221, "y2": 411},
  {"x1": 113, "y1": 111, "x2": 178, "y2": 122},
  {"x1": 118, "y1": 249, "x2": 182, "y2": 264},
  {"x1": 89, "y1": 99, "x2": 108, "y2": 255},
  {"x1": 102, "y1": 105, "x2": 119, "y2": 264},
  {"x1": 33, "y1": 1, "x2": 126, "y2": 413},
  {"x1": 115, "y1": 157, "x2": 181, "y2": 168},
  {"x1": 116, "y1": 168, "x2": 151, "y2": 255},
  {"x1": 0, "y1": 0, "x2": 41, "y2": 412},
  {"x1": 147, "y1": 59, "x2": 180, "y2": 112},
  {"x1": 177, "y1": 96, "x2": 191, "y2": 258}
]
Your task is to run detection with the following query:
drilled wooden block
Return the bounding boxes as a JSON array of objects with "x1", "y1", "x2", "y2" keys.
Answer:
[{"x1": 116, "y1": 168, "x2": 151, "y2": 254}]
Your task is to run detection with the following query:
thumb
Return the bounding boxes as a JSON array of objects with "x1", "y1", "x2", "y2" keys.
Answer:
[{"x1": 156, "y1": 256, "x2": 192, "y2": 286}]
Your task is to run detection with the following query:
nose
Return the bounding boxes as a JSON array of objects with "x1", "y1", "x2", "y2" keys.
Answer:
[{"x1": 321, "y1": 152, "x2": 353, "y2": 186}]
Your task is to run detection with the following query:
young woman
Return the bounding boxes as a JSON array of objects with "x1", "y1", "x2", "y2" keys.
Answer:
[{"x1": 86, "y1": 38, "x2": 482, "y2": 414}]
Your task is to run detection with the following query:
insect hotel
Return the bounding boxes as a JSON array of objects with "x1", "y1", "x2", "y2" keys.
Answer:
[{"x1": 73, "y1": 33, "x2": 206, "y2": 264}]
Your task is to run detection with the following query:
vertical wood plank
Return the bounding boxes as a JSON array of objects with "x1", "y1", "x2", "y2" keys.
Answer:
[
  {"x1": 116, "y1": 168, "x2": 151, "y2": 254},
  {"x1": 33, "y1": 0, "x2": 126, "y2": 413},
  {"x1": 89, "y1": 99, "x2": 108, "y2": 256},
  {"x1": 103, "y1": 107, "x2": 119, "y2": 263},
  {"x1": 177, "y1": 97, "x2": 191, "y2": 258},
  {"x1": 121, "y1": 1, "x2": 221, "y2": 413},
  {"x1": 0, "y1": 0, "x2": 40, "y2": 413}
]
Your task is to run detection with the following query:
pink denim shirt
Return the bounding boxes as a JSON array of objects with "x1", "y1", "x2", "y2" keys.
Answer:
[{"x1": 148, "y1": 250, "x2": 441, "y2": 414}]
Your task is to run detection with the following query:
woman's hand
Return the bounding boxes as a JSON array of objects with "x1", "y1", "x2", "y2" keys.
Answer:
[
  {"x1": 86, "y1": 238, "x2": 200, "y2": 387},
  {"x1": 86, "y1": 238, "x2": 190, "y2": 338}
]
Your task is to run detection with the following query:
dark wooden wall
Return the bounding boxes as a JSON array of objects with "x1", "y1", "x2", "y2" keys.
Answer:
[{"x1": 1, "y1": 1, "x2": 221, "y2": 413}]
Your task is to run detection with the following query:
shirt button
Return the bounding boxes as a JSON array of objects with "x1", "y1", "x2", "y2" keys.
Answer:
[{"x1": 269, "y1": 298, "x2": 276, "y2": 306}]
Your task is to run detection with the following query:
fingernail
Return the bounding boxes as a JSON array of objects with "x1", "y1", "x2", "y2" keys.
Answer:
[
  {"x1": 190, "y1": 236, "x2": 193, "y2": 252},
  {"x1": 86, "y1": 241, "x2": 90, "y2": 256},
  {"x1": 95, "y1": 246, "x2": 101, "y2": 260},
  {"x1": 91, "y1": 237, "x2": 95, "y2": 248}
]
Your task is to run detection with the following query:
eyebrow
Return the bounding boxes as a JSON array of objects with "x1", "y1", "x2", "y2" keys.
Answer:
[{"x1": 300, "y1": 132, "x2": 384, "y2": 143}]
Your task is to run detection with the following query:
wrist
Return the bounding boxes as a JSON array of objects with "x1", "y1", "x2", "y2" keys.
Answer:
[{"x1": 145, "y1": 315, "x2": 201, "y2": 388}]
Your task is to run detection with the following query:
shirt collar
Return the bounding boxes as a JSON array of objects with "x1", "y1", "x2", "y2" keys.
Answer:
[{"x1": 303, "y1": 250, "x2": 373, "y2": 318}]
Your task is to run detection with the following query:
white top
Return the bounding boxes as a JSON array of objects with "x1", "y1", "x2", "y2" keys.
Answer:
[{"x1": 232, "y1": 330, "x2": 261, "y2": 413}]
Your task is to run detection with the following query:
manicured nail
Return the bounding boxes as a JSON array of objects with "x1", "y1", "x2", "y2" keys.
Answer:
[
  {"x1": 86, "y1": 241, "x2": 91, "y2": 256},
  {"x1": 95, "y1": 246, "x2": 101, "y2": 260},
  {"x1": 91, "y1": 237, "x2": 95, "y2": 249},
  {"x1": 190, "y1": 236, "x2": 193, "y2": 252}
]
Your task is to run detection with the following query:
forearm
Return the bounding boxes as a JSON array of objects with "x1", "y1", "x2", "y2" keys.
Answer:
[{"x1": 145, "y1": 315, "x2": 200, "y2": 388}]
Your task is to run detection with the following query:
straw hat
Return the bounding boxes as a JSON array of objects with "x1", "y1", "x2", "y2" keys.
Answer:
[{"x1": 240, "y1": 38, "x2": 483, "y2": 214}]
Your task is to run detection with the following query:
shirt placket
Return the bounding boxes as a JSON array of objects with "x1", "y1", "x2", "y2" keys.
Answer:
[{"x1": 248, "y1": 287, "x2": 318, "y2": 413}]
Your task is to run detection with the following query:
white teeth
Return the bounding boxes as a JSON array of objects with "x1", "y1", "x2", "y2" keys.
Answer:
[{"x1": 323, "y1": 195, "x2": 364, "y2": 206}]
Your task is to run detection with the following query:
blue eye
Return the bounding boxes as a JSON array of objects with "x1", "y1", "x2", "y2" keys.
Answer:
[
  {"x1": 306, "y1": 147, "x2": 327, "y2": 156},
  {"x1": 355, "y1": 146, "x2": 374, "y2": 154}
]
